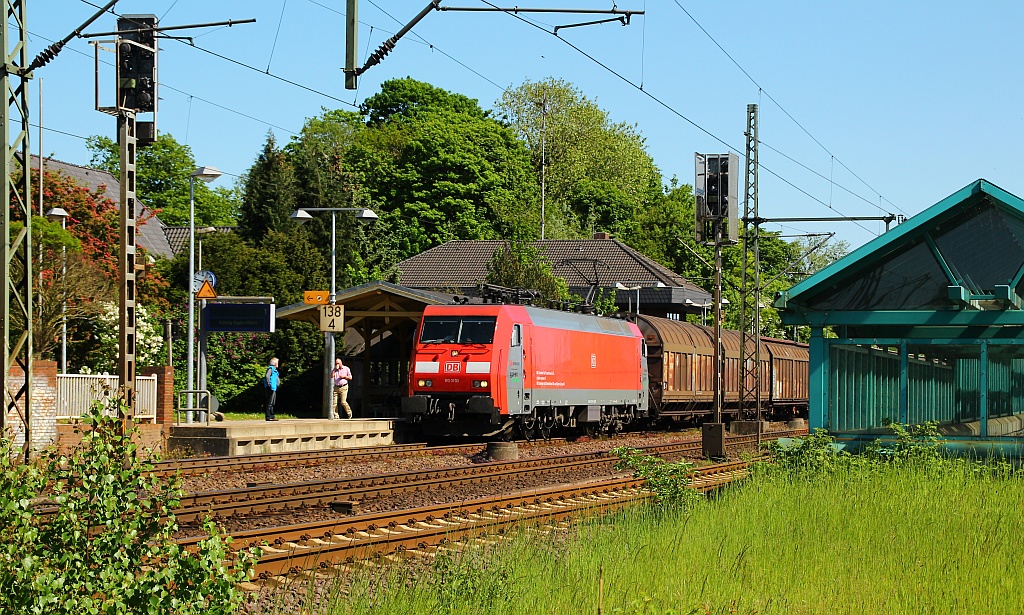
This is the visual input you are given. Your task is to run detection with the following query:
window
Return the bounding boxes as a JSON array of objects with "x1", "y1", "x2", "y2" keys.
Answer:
[
  {"x1": 512, "y1": 324, "x2": 522, "y2": 347},
  {"x1": 420, "y1": 316, "x2": 498, "y2": 344}
]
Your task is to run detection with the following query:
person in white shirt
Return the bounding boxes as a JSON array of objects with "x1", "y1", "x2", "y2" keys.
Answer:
[{"x1": 331, "y1": 357, "x2": 353, "y2": 419}]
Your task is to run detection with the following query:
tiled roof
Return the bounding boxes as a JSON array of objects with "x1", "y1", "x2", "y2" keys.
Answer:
[
  {"x1": 27, "y1": 154, "x2": 175, "y2": 259},
  {"x1": 163, "y1": 226, "x2": 237, "y2": 256},
  {"x1": 396, "y1": 239, "x2": 708, "y2": 296}
]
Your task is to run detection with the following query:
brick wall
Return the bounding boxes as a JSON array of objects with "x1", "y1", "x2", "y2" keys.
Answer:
[
  {"x1": 5, "y1": 360, "x2": 58, "y2": 451},
  {"x1": 139, "y1": 365, "x2": 174, "y2": 424},
  {"x1": 56, "y1": 422, "x2": 167, "y2": 456}
]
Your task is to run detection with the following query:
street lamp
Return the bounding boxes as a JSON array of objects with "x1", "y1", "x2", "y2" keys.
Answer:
[
  {"x1": 45, "y1": 206, "x2": 69, "y2": 373},
  {"x1": 188, "y1": 166, "x2": 222, "y2": 415},
  {"x1": 615, "y1": 282, "x2": 642, "y2": 314},
  {"x1": 290, "y1": 206, "x2": 378, "y2": 418}
]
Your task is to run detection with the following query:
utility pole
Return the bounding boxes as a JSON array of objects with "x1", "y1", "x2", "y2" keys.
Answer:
[
  {"x1": 345, "y1": 0, "x2": 358, "y2": 90},
  {"x1": 539, "y1": 93, "x2": 547, "y2": 240},
  {"x1": 1, "y1": 0, "x2": 33, "y2": 459},
  {"x1": 739, "y1": 104, "x2": 762, "y2": 446}
]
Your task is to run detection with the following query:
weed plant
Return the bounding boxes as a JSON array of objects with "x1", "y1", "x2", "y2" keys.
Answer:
[
  {"x1": 0, "y1": 399, "x2": 260, "y2": 614},
  {"x1": 271, "y1": 425, "x2": 1024, "y2": 615}
]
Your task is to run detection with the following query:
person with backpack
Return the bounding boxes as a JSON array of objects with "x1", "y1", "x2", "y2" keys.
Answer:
[{"x1": 264, "y1": 357, "x2": 280, "y2": 421}]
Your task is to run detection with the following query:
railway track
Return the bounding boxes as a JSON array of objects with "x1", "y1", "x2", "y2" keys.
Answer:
[
  {"x1": 152, "y1": 439, "x2": 569, "y2": 479},
  {"x1": 181, "y1": 459, "x2": 754, "y2": 579},
  {"x1": 173, "y1": 430, "x2": 801, "y2": 524}
]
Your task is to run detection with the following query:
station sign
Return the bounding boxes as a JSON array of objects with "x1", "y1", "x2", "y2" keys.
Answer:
[
  {"x1": 204, "y1": 303, "x2": 276, "y2": 333},
  {"x1": 304, "y1": 290, "x2": 330, "y2": 305},
  {"x1": 319, "y1": 304, "x2": 344, "y2": 332}
]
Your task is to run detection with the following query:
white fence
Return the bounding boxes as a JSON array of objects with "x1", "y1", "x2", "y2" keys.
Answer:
[{"x1": 56, "y1": 374, "x2": 158, "y2": 422}]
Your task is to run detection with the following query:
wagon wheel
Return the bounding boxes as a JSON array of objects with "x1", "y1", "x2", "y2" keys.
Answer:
[
  {"x1": 538, "y1": 415, "x2": 554, "y2": 440},
  {"x1": 519, "y1": 416, "x2": 537, "y2": 441}
]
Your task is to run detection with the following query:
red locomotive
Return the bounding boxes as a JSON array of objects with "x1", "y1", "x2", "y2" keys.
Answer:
[
  {"x1": 401, "y1": 305, "x2": 809, "y2": 437},
  {"x1": 401, "y1": 304, "x2": 648, "y2": 437}
]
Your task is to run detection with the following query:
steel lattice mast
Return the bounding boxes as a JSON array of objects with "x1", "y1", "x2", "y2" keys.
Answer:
[
  {"x1": 1, "y1": 0, "x2": 33, "y2": 459},
  {"x1": 739, "y1": 104, "x2": 761, "y2": 424}
]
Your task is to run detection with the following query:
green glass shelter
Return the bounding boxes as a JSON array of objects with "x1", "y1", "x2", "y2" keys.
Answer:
[{"x1": 776, "y1": 179, "x2": 1024, "y2": 453}]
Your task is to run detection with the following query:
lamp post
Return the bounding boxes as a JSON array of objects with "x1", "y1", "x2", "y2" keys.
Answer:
[
  {"x1": 45, "y1": 206, "x2": 70, "y2": 373},
  {"x1": 290, "y1": 207, "x2": 378, "y2": 418},
  {"x1": 187, "y1": 166, "x2": 222, "y2": 415},
  {"x1": 615, "y1": 282, "x2": 642, "y2": 314}
]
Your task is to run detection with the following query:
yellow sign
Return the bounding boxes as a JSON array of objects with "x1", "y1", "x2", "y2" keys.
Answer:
[
  {"x1": 319, "y1": 304, "x2": 344, "y2": 332},
  {"x1": 196, "y1": 280, "x2": 218, "y2": 299},
  {"x1": 304, "y1": 290, "x2": 330, "y2": 305}
]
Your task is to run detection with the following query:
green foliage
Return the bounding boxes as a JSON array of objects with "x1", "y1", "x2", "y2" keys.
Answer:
[
  {"x1": 864, "y1": 420, "x2": 945, "y2": 465},
  {"x1": 430, "y1": 548, "x2": 516, "y2": 613},
  {"x1": 0, "y1": 401, "x2": 259, "y2": 614},
  {"x1": 497, "y1": 78, "x2": 662, "y2": 239},
  {"x1": 237, "y1": 132, "x2": 298, "y2": 245},
  {"x1": 611, "y1": 447, "x2": 702, "y2": 507},
  {"x1": 361, "y1": 76, "x2": 489, "y2": 125},
  {"x1": 87, "y1": 133, "x2": 238, "y2": 226},
  {"x1": 485, "y1": 239, "x2": 568, "y2": 303},
  {"x1": 762, "y1": 428, "x2": 851, "y2": 476},
  {"x1": 351, "y1": 78, "x2": 540, "y2": 259}
]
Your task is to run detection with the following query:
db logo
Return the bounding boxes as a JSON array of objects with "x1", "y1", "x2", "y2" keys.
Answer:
[{"x1": 444, "y1": 361, "x2": 461, "y2": 373}]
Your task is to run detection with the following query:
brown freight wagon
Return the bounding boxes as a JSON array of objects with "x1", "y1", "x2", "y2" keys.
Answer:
[{"x1": 635, "y1": 315, "x2": 809, "y2": 419}]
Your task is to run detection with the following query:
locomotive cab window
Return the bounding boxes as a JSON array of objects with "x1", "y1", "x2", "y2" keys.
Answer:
[
  {"x1": 512, "y1": 324, "x2": 522, "y2": 347},
  {"x1": 420, "y1": 316, "x2": 497, "y2": 344}
]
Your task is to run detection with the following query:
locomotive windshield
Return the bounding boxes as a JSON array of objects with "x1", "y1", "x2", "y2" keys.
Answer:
[{"x1": 420, "y1": 316, "x2": 497, "y2": 345}]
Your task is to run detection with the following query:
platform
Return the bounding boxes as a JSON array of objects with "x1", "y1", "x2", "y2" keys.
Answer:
[{"x1": 167, "y1": 418, "x2": 404, "y2": 457}]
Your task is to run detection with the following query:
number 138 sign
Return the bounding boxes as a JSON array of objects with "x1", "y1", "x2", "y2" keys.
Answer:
[{"x1": 319, "y1": 304, "x2": 345, "y2": 332}]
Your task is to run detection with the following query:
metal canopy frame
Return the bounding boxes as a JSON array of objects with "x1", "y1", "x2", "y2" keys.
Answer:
[{"x1": 779, "y1": 179, "x2": 1024, "y2": 441}]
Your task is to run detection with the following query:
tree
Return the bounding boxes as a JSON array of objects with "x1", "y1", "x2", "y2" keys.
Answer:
[
  {"x1": 237, "y1": 132, "x2": 298, "y2": 245},
  {"x1": 87, "y1": 133, "x2": 238, "y2": 226},
  {"x1": 485, "y1": 239, "x2": 567, "y2": 303},
  {"x1": 351, "y1": 78, "x2": 540, "y2": 259},
  {"x1": 496, "y1": 78, "x2": 663, "y2": 239}
]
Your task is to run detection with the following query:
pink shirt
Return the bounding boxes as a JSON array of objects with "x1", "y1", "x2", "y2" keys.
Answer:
[{"x1": 332, "y1": 365, "x2": 352, "y2": 387}]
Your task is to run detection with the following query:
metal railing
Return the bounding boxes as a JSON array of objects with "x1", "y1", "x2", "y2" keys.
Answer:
[{"x1": 56, "y1": 374, "x2": 158, "y2": 422}]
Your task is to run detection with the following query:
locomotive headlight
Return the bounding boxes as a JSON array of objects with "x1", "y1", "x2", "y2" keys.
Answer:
[
  {"x1": 425, "y1": 380, "x2": 433, "y2": 387},
  {"x1": 472, "y1": 380, "x2": 489, "y2": 388},
  {"x1": 418, "y1": 379, "x2": 433, "y2": 387}
]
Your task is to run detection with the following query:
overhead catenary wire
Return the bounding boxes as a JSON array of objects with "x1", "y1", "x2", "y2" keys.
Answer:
[
  {"x1": 27, "y1": 28, "x2": 300, "y2": 136},
  {"x1": 669, "y1": 0, "x2": 905, "y2": 216},
  {"x1": 79, "y1": 0, "x2": 358, "y2": 108},
  {"x1": 480, "y1": 0, "x2": 876, "y2": 234}
]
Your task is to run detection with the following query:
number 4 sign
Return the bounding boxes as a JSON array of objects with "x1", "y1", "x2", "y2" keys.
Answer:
[{"x1": 319, "y1": 304, "x2": 345, "y2": 332}]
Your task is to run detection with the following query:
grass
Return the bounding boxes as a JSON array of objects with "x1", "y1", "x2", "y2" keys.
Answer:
[
  {"x1": 220, "y1": 412, "x2": 297, "y2": 421},
  {"x1": 253, "y1": 459, "x2": 1024, "y2": 615}
]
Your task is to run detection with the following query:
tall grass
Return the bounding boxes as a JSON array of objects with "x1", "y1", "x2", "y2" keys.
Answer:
[{"x1": 260, "y1": 454, "x2": 1024, "y2": 614}]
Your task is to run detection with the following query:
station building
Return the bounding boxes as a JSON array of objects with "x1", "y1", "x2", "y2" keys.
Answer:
[
  {"x1": 278, "y1": 235, "x2": 712, "y2": 415},
  {"x1": 776, "y1": 179, "x2": 1024, "y2": 454}
]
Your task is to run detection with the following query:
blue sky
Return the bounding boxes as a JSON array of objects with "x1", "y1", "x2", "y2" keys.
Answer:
[{"x1": 32, "y1": 1, "x2": 1024, "y2": 249}]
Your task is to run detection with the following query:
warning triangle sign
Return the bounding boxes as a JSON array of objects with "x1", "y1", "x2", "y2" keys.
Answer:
[{"x1": 196, "y1": 280, "x2": 218, "y2": 299}]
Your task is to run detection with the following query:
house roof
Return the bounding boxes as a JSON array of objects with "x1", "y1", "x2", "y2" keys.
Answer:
[
  {"x1": 163, "y1": 226, "x2": 237, "y2": 256},
  {"x1": 776, "y1": 179, "x2": 1024, "y2": 328},
  {"x1": 396, "y1": 239, "x2": 708, "y2": 299},
  {"x1": 29, "y1": 154, "x2": 175, "y2": 259}
]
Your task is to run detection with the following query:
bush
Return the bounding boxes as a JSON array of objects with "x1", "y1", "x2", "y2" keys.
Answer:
[
  {"x1": 611, "y1": 447, "x2": 702, "y2": 507},
  {"x1": 762, "y1": 428, "x2": 852, "y2": 476},
  {"x1": 0, "y1": 400, "x2": 260, "y2": 614}
]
